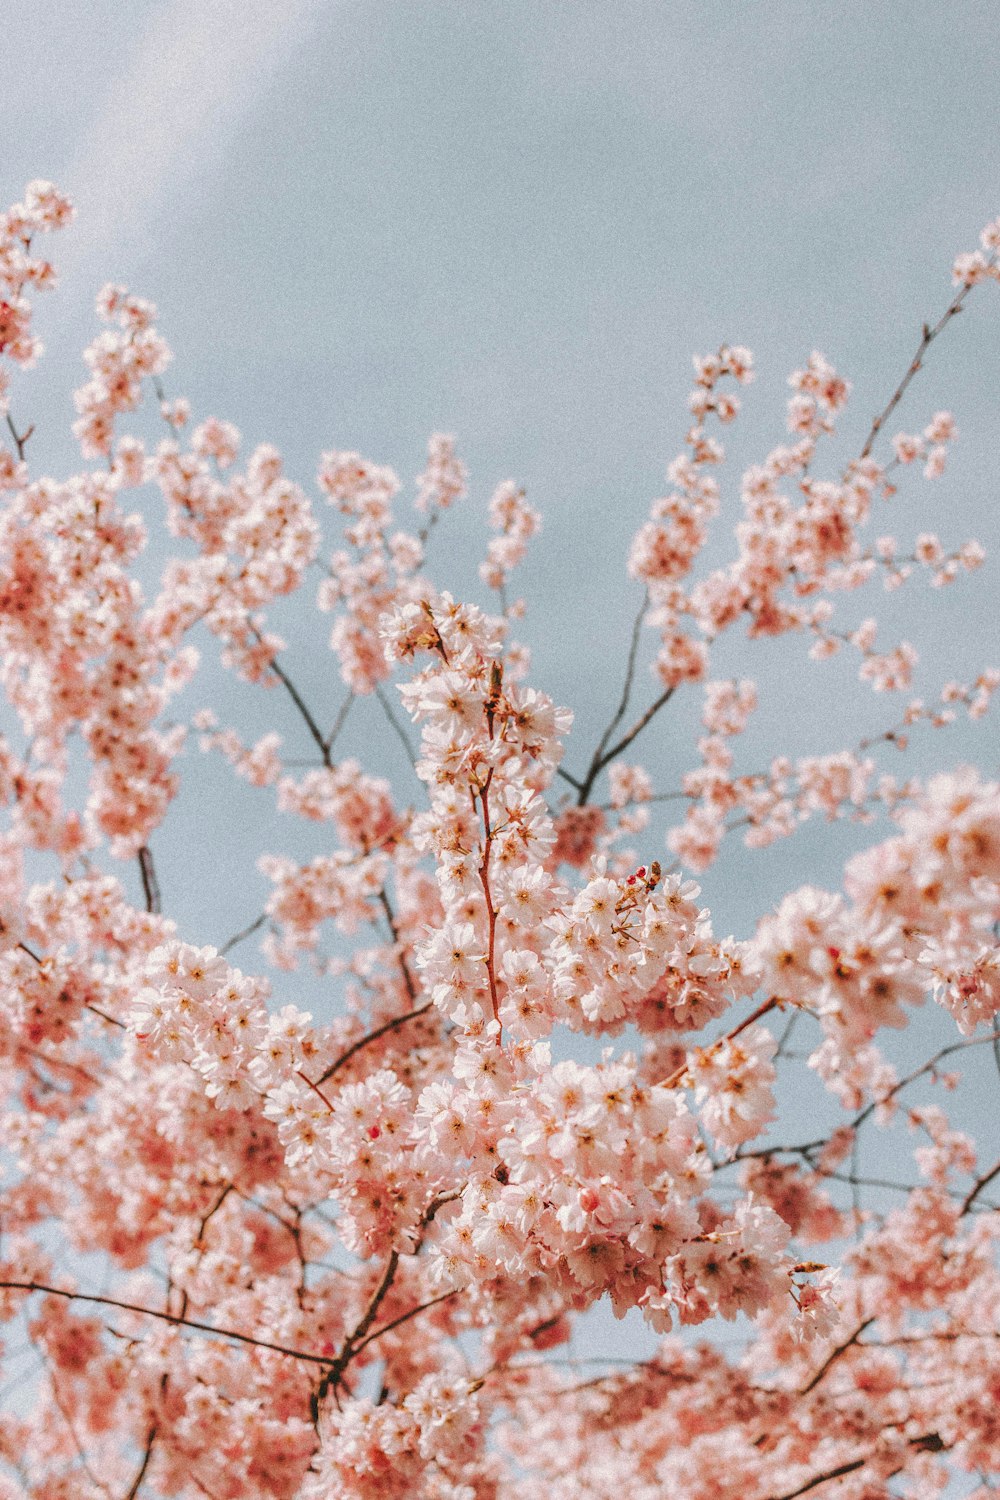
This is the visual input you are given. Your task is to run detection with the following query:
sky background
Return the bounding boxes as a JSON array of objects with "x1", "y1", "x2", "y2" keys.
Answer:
[{"x1": 3, "y1": 0, "x2": 1000, "y2": 1374}]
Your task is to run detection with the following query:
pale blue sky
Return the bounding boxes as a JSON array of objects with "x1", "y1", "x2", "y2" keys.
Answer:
[
  {"x1": 4, "y1": 0, "x2": 1000, "y2": 1377},
  {"x1": 6, "y1": 0, "x2": 998, "y2": 928}
]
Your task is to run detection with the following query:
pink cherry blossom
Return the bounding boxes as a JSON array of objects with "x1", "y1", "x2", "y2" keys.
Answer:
[{"x1": 0, "y1": 181, "x2": 997, "y2": 1497}]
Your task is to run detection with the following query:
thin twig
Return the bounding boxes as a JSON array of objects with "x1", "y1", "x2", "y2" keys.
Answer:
[
  {"x1": 123, "y1": 1424, "x2": 158, "y2": 1499},
  {"x1": 737, "y1": 1029, "x2": 1000, "y2": 1164},
  {"x1": 325, "y1": 690, "x2": 354, "y2": 755},
  {"x1": 377, "y1": 886, "x2": 417, "y2": 1002},
  {"x1": 86, "y1": 1002, "x2": 125, "y2": 1029},
  {"x1": 5, "y1": 412, "x2": 34, "y2": 462},
  {"x1": 375, "y1": 683, "x2": 417, "y2": 767},
  {"x1": 220, "y1": 911, "x2": 268, "y2": 957},
  {"x1": 314, "y1": 1002, "x2": 433, "y2": 1086},
  {"x1": 177, "y1": 1182, "x2": 234, "y2": 1320},
  {"x1": 596, "y1": 787, "x2": 687, "y2": 811},
  {"x1": 590, "y1": 596, "x2": 649, "y2": 770},
  {"x1": 576, "y1": 685, "x2": 676, "y2": 806},
  {"x1": 660, "y1": 994, "x2": 781, "y2": 1090},
  {"x1": 38, "y1": 1350, "x2": 113, "y2": 1497},
  {"x1": 961, "y1": 1156, "x2": 1000, "y2": 1215},
  {"x1": 799, "y1": 1317, "x2": 875, "y2": 1395},
  {"x1": 297, "y1": 1068, "x2": 335, "y2": 1110},
  {"x1": 255, "y1": 633, "x2": 332, "y2": 768},
  {"x1": 352, "y1": 1287, "x2": 460, "y2": 1355},
  {"x1": 857, "y1": 279, "x2": 978, "y2": 462},
  {"x1": 0, "y1": 1281, "x2": 335, "y2": 1368},
  {"x1": 768, "y1": 1452, "x2": 868, "y2": 1500},
  {"x1": 769, "y1": 1433, "x2": 943, "y2": 1500}
]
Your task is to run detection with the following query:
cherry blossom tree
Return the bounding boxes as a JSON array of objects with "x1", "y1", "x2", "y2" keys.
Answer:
[{"x1": 0, "y1": 179, "x2": 999, "y2": 1498}]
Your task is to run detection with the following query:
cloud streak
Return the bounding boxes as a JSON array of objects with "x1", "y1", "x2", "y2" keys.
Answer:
[{"x1": 61, "y1": 0, "x2": 325, "y2": 280}]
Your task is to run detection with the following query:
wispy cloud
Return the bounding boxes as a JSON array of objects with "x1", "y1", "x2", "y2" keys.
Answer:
[{"x1": 61, "y1": 0, "x2": 325, "y2": 279}]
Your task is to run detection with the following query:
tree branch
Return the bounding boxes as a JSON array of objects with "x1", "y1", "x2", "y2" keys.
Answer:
[
  {"x1": 799, "y1": 1317, "x2": 875, "y2": 1395},
  {"x1": 220, "y1": 911, "x2": 268, "y2": 957},
  {"x1": 325, "y1": 690, "x2": 354, "y2": 755},
  {"x1": 123, "y1": 1423, "x2": 158, "y2": 1499},
  {"x1": 589, "y1": 596, "x2": 648, "y2": 771},
  {"x1": 857, "y1": 278, "x2": 978, "y2": 463},
  {"x1": 0, "y1": 1281, "x2": 334, "y2": 1368},
  {"x1": 313, "y1": 1002, "x2": 434, "y2": 1087},
  {"x1": 660, "y1": 994, "x2": 781, "y2": 1090},
  {"x1": 137, "y1": 845, "x2": 160, "y2": 915},
  {"x1": 314, "y1": 1189, "x2": 463, "y2": 1413},
  {"x1": 769, "y1": 1433, "x2": 943, "y2": 1500},
  {"x1": 576, "y1": 685, "x2": 675, "y2": 806},
  {"x1": 377, "y1": 886, "x2": 418, "y2": 1003},
  {"x1": 5, "y1": 412, "x2": 34, "y2": 462},
  {"x1": 961, "y1": 1155, "x2": 1000, "y2": 1215},
  {"x1": 256, "y1": 635, "x2": 332, "y2": 768},
  {"x1": 352, "y1": 1287, "x2": 460, "y2": 1356},
  {"x1": 375, "y1": 683, "x2": 417, "y2": 767},
  {"x1": 737, "y1": 1029, "x2": 1000, "y2": 1165}
]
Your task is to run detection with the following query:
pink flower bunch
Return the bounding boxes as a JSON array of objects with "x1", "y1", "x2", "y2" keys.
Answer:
[
  {"x1": 0, "y1": 180, "x2": 73, "y2": 415},
  {"x1": 0, "y1": 182, "x2": 999, "y2": 1496}
]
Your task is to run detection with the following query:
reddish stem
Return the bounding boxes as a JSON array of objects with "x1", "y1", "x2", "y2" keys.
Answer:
[
  {"x1": 660, "y1": 994, "x2": 781, "y2": 1089},
  {"x1": 477, "y1": 765, "x2": 501, "y2": 1033}
]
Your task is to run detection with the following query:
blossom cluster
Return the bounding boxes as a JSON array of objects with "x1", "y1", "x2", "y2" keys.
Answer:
[{"x1": 0, "y1": 183, "x2": 997, "y2": 1498}]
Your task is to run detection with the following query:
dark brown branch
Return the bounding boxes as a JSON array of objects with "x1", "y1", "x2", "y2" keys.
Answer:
[
  {"x1": 5, "y1": 412, "x2": 34, "y2": 462},
  {"x1": 315, "y1": 1189, "x2": 462, "y2": 1411},
  {"x1": 321, "y1": 1249, "x2": 401, "y2": 1401},
  {"x1": 178, "y1": 1183, "x2": 234, "y2": 1321},
  {"x1": 768, "y1": 1452, "x2": 868, "y2": 1500},
  {"x1": 352, "y1": 1287, "x2": 460, "y2": 1355},
  {"x1": 661, "y1": 994, "x2": 781, "y2": 1090},
  {"x1": 220, "y1": 911, "x2": 268, "y2": 957},
  {"x1": 768, "y1": 1433, "x2": 943, "y2": 1500},
  {"x1": 555, "y1": 765, "x2": 583, "y2": 792},
  {"x1": 377, "y1": 887, "x2": 418, "y2": 1003},
  {"x1": 124, "y1": 1423, "x2": 158, "y2": 1499},
  {"x1": 961, "y1": 1155, "x2": 1000, "y2": 1215},
  {"x1": 589, "y1": 596, "x2": 648, "y2": 767},
  {"x1": 86, "y1": 1002, "x2": 125, "y2": 1029},
  {"x1": 0, "y1": 1281, "x2": 334, "y2": 1368},
  {"x1": 314, "y1": 1002, "x2": 433, "y2": 1087},
  {"x1": 847, "y1": 1027, "x2": 1000, "y2": 1138},
  {"x1": 375, "y1": 683, "x2": 417, "y2": 767},
  {"x1": 576, "y1": 685, "x2": 676, "y2": 806},
  {"x1": 258, "y1": 638, "x2": 332, "y2": 768},
  {"x1": 857, "y1": 277, "x2": 978, "y2": 463},
  {"x1": 799, "y1": 1317, "x2": 875, "y2": 1395},
  {"x1": 325, "y1": 690, "x2": 354, "y2": 755},
  {"x1": 137, "y1": 846, "x2": 161, "y2": 915},
  {"x1": 563, "y1": 597, "x2": 657, "y2": 806},
  {"x1": 737, "y1": 1029, "x2": 1000, "y2": 1165}
]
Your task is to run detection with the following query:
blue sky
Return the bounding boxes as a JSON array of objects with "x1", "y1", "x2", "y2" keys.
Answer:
[
  {"x1": 6, "y1": 0, "x2": 998, "y2": 927},
  {"x1": 4, "y1": 0, "x2": 1000, "y2": 1374}
]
